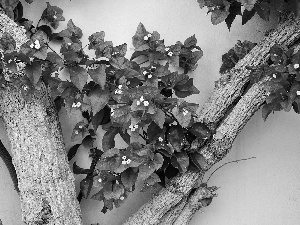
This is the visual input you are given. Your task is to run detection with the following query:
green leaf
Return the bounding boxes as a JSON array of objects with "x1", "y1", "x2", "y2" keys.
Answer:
[
  {"x1": 46, "y1": 52, "x2": 63, "y2": 67},
  {"x1": 211, "y1": 8, "x2": 230, "y2": 25},
  {"x1": 167, "y1": 125, "x2": 186, "y2": 152},
  {"x1": 172, "y1": 106, "x2": 191, "y2": 128},
  {"x1": 132, "y1": 23, "x2": 149, "y2": 51},
  {"x1": 190, "y1": 152, "x2": 209, "y2": 170},
  {"x1": 71, "y1": 121, "x2": 88, "y2": 142},
  {"x1": 73, "y1": 161, "x2": 91, "y2": 174},
  {"x1": 188, "y1": 122, "x2": 211, "y2": 139},
  {"x1": 88, "y1": 31, "x2": 105, "y2": 50},
  {"x1": 242, "y1": 8, "x2": 256, "y2": 25},
  {"x1": 225, "y1": 2, "x2": 242, "y2": 30},
  {"x1": 174, "y1": 78, "x2": 200, "y2": 98},
  {"x1": 254, "y1": 2, "x2": 270, "y2": 21},
  {"x1": 0, "y1": 0, "x2": 19, "y2": 18},
  {"x1": 67, "y1": 144, "x2": 81, "y2": 161},
  {"x1": 80, "y1": 176, "x2": 93, "y2": 198},
  {"x1": 102, "y1": 127, "x2": 119, "y2": 152},
  {"x1": 147, "y1": 121, "x2": 164, "y2": 143},
  {"x1": 88, "y1": 65, "x2": 106, "y2": 89},
  {"x1": 121, "y1": 168, "x2": 138, "y2": 189},
  {"x1": 81, "y1": 135, "x2": 95, "y2": 150},
  {"x1": 144, "y1": 173, "x2": 160, "y2": 186},
  {"x1": 103, "y1": 182, "x2": 124, "y2": 200},
  {"x1": 151, "y1": 108, "x2": 165, "y2": 128},
  {"x1": 138, "y1": 153, "x2": 164, "y2": 180},
  {"x1": 88, "y1": 85, "x2": 109, "y2": 115},
  {"x1": 184, "y1": 34, "x2": 197, "y2": 48},
  {"x1": 0, "y1": 32, "x2": 16, "y2": 53},
  {"x1": 92, "y1": 108, "x2": 104, "y2": 131},
  {"x1": 67, "y1": 19, "x2": 83, "y2": 38},
  {"x1": 24, "y1": 61, "x2": 42, "y2": 86},
  {"x1": 238, "y1": 0, "x2": 257, "y2": 11},
  {"x1": 41, "y1": 2, "x2": 65, "y2": 29},
  {"x1": 101, "y1": 147, "x2": 120, "y2": 158},
  {"x1": 171, "y1": 152, "x2": 189, "y2": 173},
  {"x1": 113, "y1": 43, "x2": 127, "y2": 57},
  {"x1": 69, "y1": 66, "x2": 88, "y2": 91}
]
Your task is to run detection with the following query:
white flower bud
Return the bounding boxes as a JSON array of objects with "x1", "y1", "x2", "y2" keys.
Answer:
[
  {"x1": 143, "y1": 101, "x2": 149, "y2": 106},
  {"x1": 148, "y1": 74, "x2": 152, "y2": 79},
  {"x1": 120, "y1": 196, "x2": 125, "y2": 200},
  {"x1": 53, "y1": 15, "x2": 57, "y2": 19},
  {"x1": 98, "y1": 178, "x2": 102, "y2": 183},
  {"x1": 143, "y1": 71, "x2": 148, "y2": 75},
  {"x1": 297, "y1": 91, "x2": 300, "y2": 96},
  {"x1": 165, "y1": 47, "x2": 170, "y2": 52},
  {"x1": 140, "y1": 96, "x2": 144, "y2": 102},
  {"x1": 144, "y1": 36, "x2": 149, "y2": 41},
  {"x1": 126, "y1": 159, "x2": 131, "y2": 164},
  {"x1": 136, "y1": 100, "x2": 141, "y2": 106},
  {"x1": 122, "y1": 156, "x2": 127, "y2": 160},
  {"x1": 294, "y1": 64, "x2": 299, "y2": 69},
  {"x1": 273, "y1": 74, "x2": 276, "y2": 78},
  {"x1": 158, "y1": 137, "x2": 163, "y2": 142},
  {"x1": 167, "y1": 52, "x2": 173, "y2": 57}
]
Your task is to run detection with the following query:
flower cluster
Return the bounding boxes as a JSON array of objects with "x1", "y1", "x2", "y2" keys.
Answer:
[
  {"x1": 136, "y1": 96, "x2": 149, "y2": 106},
  {"x1": 72, "y1": 102, "x2": 81, "y2": 108},
  {"x1": 121, "y1": 155, "x2": 131, "y2": 165},
  {"x1": 115, "y1": 85, "x2": 123, "y2": 94}
]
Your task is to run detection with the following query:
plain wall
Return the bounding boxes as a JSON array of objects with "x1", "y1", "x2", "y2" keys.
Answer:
[{"x1": 0, "y1": 0, "x2": 299, "y2": 224}]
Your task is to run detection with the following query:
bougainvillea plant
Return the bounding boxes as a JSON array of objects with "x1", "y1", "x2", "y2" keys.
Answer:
[
  {"x1": 0, "y1": 2, "x2": 212, "y2": 213},
  {"x1": 1, "y1": 0, "x2": 300, "y2": 215}
]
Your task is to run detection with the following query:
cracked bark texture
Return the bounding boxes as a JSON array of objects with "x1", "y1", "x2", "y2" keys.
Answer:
[
  {"x1": 124, "y1": 14, "x2": 300, "y2": 225},
  {"x1": 0, "y1": 12, "x2": 83, "y2": 225}
]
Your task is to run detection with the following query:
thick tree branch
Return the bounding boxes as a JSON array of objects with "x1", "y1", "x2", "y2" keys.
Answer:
[
  {"x1": 0, "y1": 12, "x2": 83, "y2": 225},
  {"x1": 125, "y1": 14, "x2": 300, "y2": 225}
]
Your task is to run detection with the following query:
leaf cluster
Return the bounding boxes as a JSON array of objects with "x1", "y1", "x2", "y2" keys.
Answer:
[
  {"x1": 246, "y1": 44, "x2": 300, "y2": 120},
  {"x1": 0, "y1": 4, "x2": 209, "y2": 213},
  {"x1": 197, "y1": 0, "x2": 300, "y2": 30}
]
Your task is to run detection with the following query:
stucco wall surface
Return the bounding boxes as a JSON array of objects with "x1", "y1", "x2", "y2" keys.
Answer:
[{"x1": 0, "y1": 0, "x2": 299, "y2": 225}]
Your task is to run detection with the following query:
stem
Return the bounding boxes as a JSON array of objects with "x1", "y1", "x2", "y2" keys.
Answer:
[{"x1": 205, "y1": 157, "x2": 256, "y2": 183}]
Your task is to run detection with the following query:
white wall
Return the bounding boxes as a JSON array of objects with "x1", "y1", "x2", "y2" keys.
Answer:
[{"x1": 0, "y1": 0, "x2": 299, "y2": 224}]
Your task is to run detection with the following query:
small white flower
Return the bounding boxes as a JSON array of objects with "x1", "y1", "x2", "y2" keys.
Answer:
[
  {"x1": 30, "y1": 43, "x2": 34, "y2": 49},
  {"x1": 126, "y1": 81, "x2": 131, "y2": 85},
  {"x1": 136, "y1": 100, "x2": 141, "y2": 106},
  {"x1": 111, "y1": 108, "x2": 114, "y2": 112},
  {"x1": 74, "y1": 130, "x2": 79, "y2": 135},
  {"x1": 67, "y1": 42, "x2": 72, "y2": 46},
  {"x1": 147, "y1": 33, "x2": 152, "y2": 38},
  {"x1": 126, "y1": 159, "x2": 131, "y2": 164},
  {"x1": 120, "y1": 196, "x2": 125, "y2": 200},
  {"x1": 143, "y1": 71, "x2": 148, "y2": 75},
  {"x1": 167, "y1": 52, "x2": 173, "y2": 57},
  {"x1": 144, "y1": 36, "x2": 149, "y2": 41},
  {"x1": 7, "y1": 59, "x2": 12, "y2": 64},
  {"x1": 76, "y1": 102, "x2": 81, "y2": 107},
  {"x1": 297, "y1": 91, "x2": 300, "y2": 96},
  {"x1": 151, "y1": 66, "x2": 156, "y2": 69},
  {"x1": 121, "y1": 160, "x2": 127, "y2": 165},
  {"x1": 118, "y1": 85, "x2": 122, "y2": 89},
  {"x1": 98, "y1": 178, "x2": 102, "y2": 183},
  {"x1": 182, "y1": 108, "x2": 188, "y2": 116},
  {"x1": 148, "y1": 74, "x2": 152, "y2": 79},
  {"x1": 158, "y1": 78, "x2": 162, "y2": 82},
  {"x1": 23, "y1": 85, "x2": 28, "y2": 91},
  {"x1": 53, "y1": 15, "x2": 57, "y2": 19},
  {"x1": 34, "y1": 40, "x2": 40, "y2": 49},
  {"x1": 165, "y1": 47, "x2": 170, "y2": 52},
  {"x1": 143, "y1": 101, "x2": 149, "y2": 106},
  {"x1": 72, "y1": 103, "x2": 77, "y2": 108},
  {"x1": 273, "y1": 74, "x2": 276, "y2": 78},
  {"x1": 122, "y1": 156, "x2": 127, "y2": 160},
  {"x1": 158, "y1": 137, "x2": 163, "y2": 142},
  {"x1": 99, "y1": 57, "x2": 110, "y2": 62},
  {"x1": 129, "y1": 124, "x2": 138, "y2": 131},
  {"x1": 51, "y1": 73, "x2": 56, "y2": 78},
  {"x1": 115, "y1": 89, "x2": 122, "y2": 94},
  {"x1": 172, "y1": 121, "x2": 177, "y2": 125},
  {"x1": 140, "y1": 96, "x2": 144, "y2": 102},
  {"x1": 78, "y1": 125, "x2": 83, "y2": 129},
  {"x1": 294, "y1": 64, "x2": 299, "y2": 69}
]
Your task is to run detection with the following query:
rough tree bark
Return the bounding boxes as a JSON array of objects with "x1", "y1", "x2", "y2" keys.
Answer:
[
  {"x1": 0, "y1": 12, "x2": 83, "y2": 225},
  {"x1": 1, "y1": 8, "x2": 300, "y2": 225},
  {"x1": 124, "y1": 13, "x2": 300, "y2": 225}
]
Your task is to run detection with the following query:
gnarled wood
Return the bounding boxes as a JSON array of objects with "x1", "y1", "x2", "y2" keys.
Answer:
[
  {"x1": 0, "y1": 12, "x2": 83, "y2": 225},
  {"x1": 124, "y1": 14, "x2": 300, "y2": 225}
]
